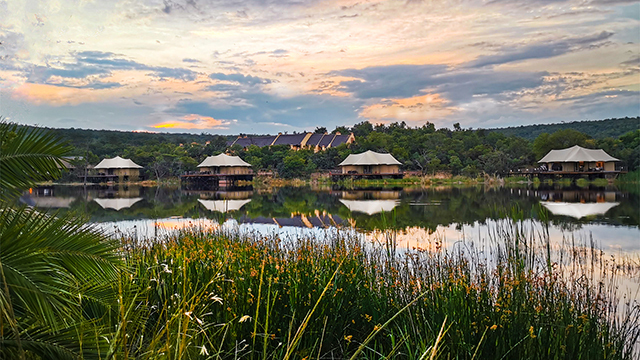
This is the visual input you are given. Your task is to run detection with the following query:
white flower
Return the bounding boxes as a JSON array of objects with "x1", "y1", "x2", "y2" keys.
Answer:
[
  {"x1": 239, "y1": 315, "x2": 252, "y2": 323},
  {"x1": 210, "y1": 294, "x2": 223, "y2": 304},
  {"x1": 200, "y1": 345, "x2": 209, "y2": 355}
]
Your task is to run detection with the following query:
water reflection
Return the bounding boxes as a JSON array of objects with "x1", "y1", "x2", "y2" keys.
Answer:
[
  {"x1": 20, "y1": 184, "x2": 639, "y2": 254},
  {"x1": 540, "y1": 202, "x2": 619, "y2": 219}
]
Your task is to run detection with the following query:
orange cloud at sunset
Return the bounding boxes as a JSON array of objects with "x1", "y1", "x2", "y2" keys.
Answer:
[
  {"x1": 152, "y1": 114, "x2": 232, "y2": 130},
  {"x1": 12, "y1": 83, "x2": 102, "y2": 106},
  {"x1": 360, "y1": 94, "x2": 455, "y2": 123}
]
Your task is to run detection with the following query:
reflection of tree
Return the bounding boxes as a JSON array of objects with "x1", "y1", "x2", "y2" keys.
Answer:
[{"x1": 32, "y1": 185, "x2": 640, "y2": 230}]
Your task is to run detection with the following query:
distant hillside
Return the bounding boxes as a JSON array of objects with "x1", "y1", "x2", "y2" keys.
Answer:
[
  {"x1": 490, "y1": 117, "x2": 639, "y2": 140},
  {"x1": 20, "y1": 126, "x2": 234, "y2": 158}
]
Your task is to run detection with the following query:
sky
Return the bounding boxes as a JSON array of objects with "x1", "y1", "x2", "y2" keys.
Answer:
[{"x1": 0, "y1": 0, "x2": 638, "y2": 135}]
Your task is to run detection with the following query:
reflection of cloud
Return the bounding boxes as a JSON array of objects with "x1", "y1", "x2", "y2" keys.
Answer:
[{"x1": 152, "y1": 114, "x2": 232, "y2": 129}]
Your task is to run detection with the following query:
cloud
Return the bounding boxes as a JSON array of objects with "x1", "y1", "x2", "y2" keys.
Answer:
[
  {"x1": 333, "y1": 64, "x2": 547, "y2": 104},
  {"x1": 360, "y1": 94, "x2": 455, "y2": 123},
  {"x1": 24, "y1": 51, "x2": 198, "y2": 86},
  {"x1": 209, "y1": 72, "x2": 272, "y2": 85},
  {"x1": 466, "y1": 31, "x2": 615, "y2": 68},
  {"x1": 151, "y1": 114, "x2": 232, "y2": 130},
  {"x1": 167, "y1": 89, "x2": 361, "y2": 133}
]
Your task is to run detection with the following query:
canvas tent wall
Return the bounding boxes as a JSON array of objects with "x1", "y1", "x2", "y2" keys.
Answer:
[
  {"x1": 198, "y1": 153, "x2": 252, "y2": 174},
  {"x1": 538, "y1": 145, "x2": 619, "y2": 172},
  {"x1": 93, "y1": 156, "x2": 143, "y2": 180},
  {"x1": 338, "y1": 150, "x2": 402, "y2": 174}
]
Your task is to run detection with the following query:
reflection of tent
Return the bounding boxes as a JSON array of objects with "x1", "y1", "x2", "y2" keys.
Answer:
[
  {"x1": 94, "y1": 198, "x2": 143, "y2": 211},
  {"x1": 540, "y1": 201, "x2": 619, "y2": 219},
  {"x1": 198, "y1": 199, "x2": 251, "y2": 213},
  {"x1": 339, "y1": 199, "x2": 399, "y2": 215}
]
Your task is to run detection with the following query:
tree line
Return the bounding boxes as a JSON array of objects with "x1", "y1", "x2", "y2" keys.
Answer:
[{"x1": 45, "y1": 118, "x2": 639, "y2": 180}]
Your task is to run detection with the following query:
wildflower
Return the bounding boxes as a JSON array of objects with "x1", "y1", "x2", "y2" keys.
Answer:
[
  {"x1": 344, "y1": 335, "x2": 353, "y2": 342},
  {"x1": 184, "y1": 311, "x2": 192, "y2": 319},
  {"x1": 210, "y1": 294, "x2": 223, "y2": 304},
  {"x1": 200, "y1": 345, "x2": 209, "y2": 355},
  {"x1": 239, "y1": 315, "x2": 252, "y2": 323},
  {"x1": 529, "y1": 326, "x2": 537, "y2": 339},
  {"x1": 490, "y1": 325, "x2": 498, "y2": 331}
]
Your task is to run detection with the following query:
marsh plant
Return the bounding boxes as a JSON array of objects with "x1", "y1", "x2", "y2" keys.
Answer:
[{"x1": 110, "y1": 217, "x2": 639, "y2": 360}]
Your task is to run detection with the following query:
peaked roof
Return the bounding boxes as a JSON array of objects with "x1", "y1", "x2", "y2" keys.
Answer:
[
  {"x1": 198, "y1": 153, "x2": 251, "y2": 167},
  {"x1": 538, "y1": 145, "x2": 619, "y2": 163},
  {"x1": 94, "y1": 156, "x2": 142, "y2": 169},
  {"x1": 338, "y1": 150, "x2": 402, "y2": 166},
  {"x1": 273, "y1": 133, "x2": 307, "y2": 146}
]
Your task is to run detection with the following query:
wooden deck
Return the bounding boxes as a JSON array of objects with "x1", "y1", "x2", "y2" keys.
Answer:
[
  {"x1": 180, "y1": 173, "x2": 254, "y2": 188},
  {"x1": 516, "y1": 170, "x2": 626, "y2": 180},
  {"x1": 330, "y1": 171, "x2": 404, "y2": 181}
]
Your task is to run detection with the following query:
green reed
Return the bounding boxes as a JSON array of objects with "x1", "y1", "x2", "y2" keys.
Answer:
[{"x1": 104, "y1": 218, "x2": 639, "y2": 359}]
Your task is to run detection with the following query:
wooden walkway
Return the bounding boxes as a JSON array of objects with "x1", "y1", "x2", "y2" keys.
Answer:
[
  {"x1": 330, "y1": 171, "x2": 404, "y2": 181},
  {"x1": 516, "y1": 170, "x2": 626, "y2": 180},
  {"x1": 180, "y1": 173, "x2": 254, "y2": 188}
]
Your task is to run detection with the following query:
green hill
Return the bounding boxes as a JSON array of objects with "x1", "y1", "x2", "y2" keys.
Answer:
[{"x1": 489, "y1": 117, "x2": 639, "y2": 141}]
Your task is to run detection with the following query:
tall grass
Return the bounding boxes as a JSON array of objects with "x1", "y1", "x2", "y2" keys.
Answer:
[{"x1": 104, "y1": 218, "x2": 639, "y2": 359}]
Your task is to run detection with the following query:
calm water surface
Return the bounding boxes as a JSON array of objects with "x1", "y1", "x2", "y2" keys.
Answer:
[{"x1": 22, "y1": 184, "x2": 639, "y2": 255}]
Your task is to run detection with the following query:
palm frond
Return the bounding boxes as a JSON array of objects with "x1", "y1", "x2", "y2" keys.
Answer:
[
  {"x1": 0, "y1": 121, "x2": 71, "y2": 199},
  {"x1": 0, "y1": 206, "x2": 122, "y2": 330}
]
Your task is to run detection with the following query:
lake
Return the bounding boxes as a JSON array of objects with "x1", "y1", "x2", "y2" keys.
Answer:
[{"x1": 21, "y1": 183, "x2": 639, "y2": 257}]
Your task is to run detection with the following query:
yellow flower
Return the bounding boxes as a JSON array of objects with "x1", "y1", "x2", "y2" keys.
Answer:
[
  {"x1": 529, "y1": 326, "x2": 537, "y2": 338},
  {"x1": 344, "y1": 335, "x2": 353, "y2": 342},
  {"x1": 490, "y1": 324, "x2": 498, "y2": 331}
]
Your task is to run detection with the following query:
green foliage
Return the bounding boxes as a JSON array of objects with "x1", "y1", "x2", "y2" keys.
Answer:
[
  {"x1": 0, "y1": 122, "x2": 123, "y2": 359},
  {"x1": 532, "y1": 129, "x2": 592, "y2": 160},
  {"x1": 0, "y1": 122, "x2": 70, "y2": 198},
  {"x1": 492, "y1": 117, "x2": 639, "y2": 140}
]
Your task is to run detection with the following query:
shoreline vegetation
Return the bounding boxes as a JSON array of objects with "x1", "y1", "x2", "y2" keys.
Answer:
[
  {"x1": 44, "y1": 170, "x2": 639, "y2": 188},
  {"x1": 111, "y1": 218, "x2": 640, "y2": 359}
]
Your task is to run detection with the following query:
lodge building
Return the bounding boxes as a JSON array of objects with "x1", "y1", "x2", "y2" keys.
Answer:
[
  {"x1": 229, "y1": 132, "x2": 355, "y2": 152},
  {"x1": 92, "y1": 156, "x2": 143, "y2": 182},
  {"x1": 332, "y1": 150, "x2": 403, "y2": 180},
  {"x1": 197, "y1": 153, "x2": 253, "y2": 174}
]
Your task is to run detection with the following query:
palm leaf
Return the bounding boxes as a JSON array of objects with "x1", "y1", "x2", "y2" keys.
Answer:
[
  {"x1": 0, "y1": 206, "x2": 122, "y2": 330},
  {"x1": 0, "y1": 121, "x2": 71, "y2": 199}
]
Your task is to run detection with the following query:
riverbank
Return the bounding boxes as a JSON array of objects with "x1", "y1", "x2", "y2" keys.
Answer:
[
  {"x1": 48, "y1": 172, "x2": 636, "y2": 189},
  {"x1": 105, "y1": 221, "x2": 639, "y2": 359}
]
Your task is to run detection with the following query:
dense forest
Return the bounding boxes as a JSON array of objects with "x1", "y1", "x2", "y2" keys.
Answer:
[
  {"x1": 29, "y1": 117, "x2": 640, "y2": 179},
  {"x1": 490, "y1": 117, "x2": 639, "y2": 140}
]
